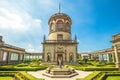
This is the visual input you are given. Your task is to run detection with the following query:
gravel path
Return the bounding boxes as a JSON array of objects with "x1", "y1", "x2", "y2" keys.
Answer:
[{"x1": 28, "y1": 70, "x2": 92, "y2": 80}]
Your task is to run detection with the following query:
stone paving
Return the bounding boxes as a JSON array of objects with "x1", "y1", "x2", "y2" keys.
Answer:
[{"x1": 28, "y1": 70, "x2": 92, "y2": 80}]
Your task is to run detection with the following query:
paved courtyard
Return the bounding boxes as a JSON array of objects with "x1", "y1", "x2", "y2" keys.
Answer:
[{"x1": 28, "y1": 70, "x2": 92, "y2": 80}]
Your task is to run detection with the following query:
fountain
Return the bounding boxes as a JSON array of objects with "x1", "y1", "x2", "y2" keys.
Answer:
[{"x1": 42, "y1": 58, "x2": 78, "y2": 78}]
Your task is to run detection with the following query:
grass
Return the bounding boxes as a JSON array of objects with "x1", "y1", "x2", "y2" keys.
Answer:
[
  {"x1": 106, "y1": 76, "x2": 120, "y2": 80},
  {"x1": 0, "y1": 77, "x2": 13, "y2": 80}
]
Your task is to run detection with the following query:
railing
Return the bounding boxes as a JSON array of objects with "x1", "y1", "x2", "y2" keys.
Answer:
[
  {"x1": 43, "y1": 40, "x2": 78, "y2": 43},
  {"x1": 112, "y1": 33, "x2": 120, "y2": 41}
]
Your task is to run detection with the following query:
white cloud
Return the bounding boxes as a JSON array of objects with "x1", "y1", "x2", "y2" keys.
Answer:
[{"x1": 26, "y1": 44, "x2": 42, "y2": 53}]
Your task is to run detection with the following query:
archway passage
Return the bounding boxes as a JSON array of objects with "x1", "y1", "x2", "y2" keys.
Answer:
[{"x1": 57, "y1": 54, "x2": 63, "y2": 65}]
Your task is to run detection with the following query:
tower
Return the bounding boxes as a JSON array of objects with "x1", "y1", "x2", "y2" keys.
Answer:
[{"x1": 42, "y1": 9, "x2": 78, "y2": 64}]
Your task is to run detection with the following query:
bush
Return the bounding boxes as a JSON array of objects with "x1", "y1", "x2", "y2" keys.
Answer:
[
  {"x1": 106, "y1": 62, "x2": 115, "y2": 65},
  {"x1": 0, "y1": 71, "x2": 44, "y2": 80},
  {"x1": 77, "y1": 71, "x2": 101, "y2": 80},
  {"x1": 0, "y1": 66, "x2": 47, "y2": 71},
  {"x1": 16, "y1": 63, "x2": 28, "y2": 67},
  {"x1": 82, "y1": 67, "x2": 119, "y2": 71}
]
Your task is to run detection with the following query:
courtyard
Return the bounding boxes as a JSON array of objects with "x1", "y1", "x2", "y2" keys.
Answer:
[{"x1": 0, "y1": 0, "x2": 120, "y2": 80}]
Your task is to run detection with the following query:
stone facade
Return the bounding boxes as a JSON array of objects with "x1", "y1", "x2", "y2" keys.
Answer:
[
  {"x1": 112, "y1": 33, "x2": 120, "y2": 68},
  {"x1": 0, "y1": 36, "x2": 25, "y2": 65},
  {"x1": 42, "y1": 13, "x2": 78, "y2": 64}
]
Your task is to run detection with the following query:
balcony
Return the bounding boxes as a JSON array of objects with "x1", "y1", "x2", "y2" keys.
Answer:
[
  {"x1": 42, "y1": 40, "x2": 78, "y2": 44},
  {"x1": 112, "y1": 33, "x2": 120, "y2": 43}
]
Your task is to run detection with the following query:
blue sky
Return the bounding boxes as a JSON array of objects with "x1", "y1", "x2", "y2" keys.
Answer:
[{"x1": 0, "y1": 0, "x2": 120, "y2": 52}]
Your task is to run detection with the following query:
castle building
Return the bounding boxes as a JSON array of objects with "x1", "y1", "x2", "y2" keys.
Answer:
[
  {"x1": 42, "y1": 12, "x2": 78, "y2": 64},
  {"x1": 0, "y1": 36, "x2": 25, "y2": 65}
]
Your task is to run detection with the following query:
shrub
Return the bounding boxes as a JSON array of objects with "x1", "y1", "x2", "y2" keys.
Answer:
[
  {"x1": 106, "y1": 62, "x2": 115, "y2": 65},
  {"x1": 16, "y1": 63, "x2": 28, "y2": 67},
  {"x1": 82, "y1": 67, "x2": 119, "y2": 71},
  {"x1": 0, "y1": 66, "x2": 47, "y2": 71}
]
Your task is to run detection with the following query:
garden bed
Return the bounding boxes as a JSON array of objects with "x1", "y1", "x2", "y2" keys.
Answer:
[
  {"x1": 0, "y1": 71, "x2": 44, "y2": 80},
  {"x1": 76, "y1": 71, "x2": 120, "y2": 80}
]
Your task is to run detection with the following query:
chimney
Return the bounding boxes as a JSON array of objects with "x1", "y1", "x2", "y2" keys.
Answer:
[{"x1": 0, "y1": 36, "x2": 3, "y2": 42}]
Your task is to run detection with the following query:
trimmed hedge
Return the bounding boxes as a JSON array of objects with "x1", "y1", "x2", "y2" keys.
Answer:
[
  {"x1": 0, "y1": 71, "x2": 44, "y2": 80},
  {"x1": 0, "y1": 66, "x2": 47, "y2": 71},
  {"x1": 15, "y1": 72, "x2": 44, "y2": 80},
  {"x1": 16, "y1": 63, "x2": 28, "y2": 67},
  {"x1": 76, "y1": 71, "x2": 101, "y2": 80},
  {"x1": 76, "y1": 71, "x2": 120, "y2": 80},
  {"x1": 81, "y1": 67, "x2": 119, "y2": 71}
]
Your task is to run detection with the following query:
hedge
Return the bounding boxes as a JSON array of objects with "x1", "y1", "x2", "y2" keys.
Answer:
[
  {"x1": 0, "y1": 66, "x2": 47, "y2": 71},
  {"x1": 76, "y1": 71, "x2": 120, "y2": 80},
  {"x1": 76, "y1": 71, "x2": 101, "y2": 80},
  {"x1": 0, "y1": 71, "x2": 44, "y2": 80},
  {"x1": 81, "y1": 67, "x2": 119, "y2": 71}
]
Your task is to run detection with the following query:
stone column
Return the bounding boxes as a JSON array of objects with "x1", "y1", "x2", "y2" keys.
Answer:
[
  {"x1": 7, "y1": 52, "x2": 11, "y2": 64},
  {"x1": 18, "y1": 54, "x2": 20, "y2": 63},
  {"x1": 107, "y1": 54, "x2": 110, "y2": 62},
  {"x1": 112, "y1": 53, "x2": 115, "y2": 62},
  {"x1": 114, "y1": 45, "x2": 120, "y2": 68}
]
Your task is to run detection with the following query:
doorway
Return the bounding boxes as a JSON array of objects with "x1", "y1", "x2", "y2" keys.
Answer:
[{"x1": 57, "y1": 54, "x2": 63, "y2": 65}]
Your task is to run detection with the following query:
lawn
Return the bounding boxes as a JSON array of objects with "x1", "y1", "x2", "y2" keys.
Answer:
[
  {"x1": 106, "y1": 76, "x2": 120, "y2": 80},
  {"x1": 0, "y1": 77, "x2": 13, "y2": 80}
]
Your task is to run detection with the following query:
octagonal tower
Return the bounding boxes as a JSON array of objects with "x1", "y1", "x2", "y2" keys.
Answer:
[
  {"x1": 48, "y1": 13, "x2": 72, "y2": 40},
  {"x1": 42, "y1": 9, "x2": 78, "y2": 64}
]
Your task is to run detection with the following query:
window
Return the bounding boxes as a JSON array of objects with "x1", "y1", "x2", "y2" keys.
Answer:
[
  {"x1": 51, "y1": 23, "x2": 55, "y2": 31},
  {"x1": 66, "y1": 23, "x2": 70, "y2": 31},
  {"x1": 10, "y1": 53, "x2": 18, "y2": 60},
  {"x1": 57, "y1": 20, "x2": 63, "y2": 31},
  {"x1": 3, "y1": 52, "x2": 7, "y2": 61},
  {"x1": 57, "y1": 34, "x2": 63, "y2": 40}
]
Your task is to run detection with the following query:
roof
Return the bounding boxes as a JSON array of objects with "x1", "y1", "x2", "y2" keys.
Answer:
[
  {"x1": 3, "y1": 43, "x2": 25, "y2": 51},
  {"x1": 48, "y1": 13, "x2": 72, "y2": 24}
]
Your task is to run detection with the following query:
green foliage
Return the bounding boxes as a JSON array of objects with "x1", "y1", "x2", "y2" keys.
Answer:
[
  {"x1": 76, "y1": 71, "x2": 120, "y2": 80},
  {"x1": 106, "y1": 76, "x2": 120, "y2": 80},
  {"x1": 16, "y1": 63, "x2": 28, "y2": 67},
  {"x1": 82, "y1": 67, "x2": 119, "y2": 71},
  {"x1": 77, "y1": 58, "x2": 83, "y2": 64},
  {"x1": 88, "y1": 58, "x2": 94, "y2": 61},
  {"x1": 106, "y1": 62, "x2": 115, "y2": 65},
  {"x1": 0, "y1": 65, "x2": 47, "y2": 71},
  {"x1": 0, "y1": 77, "x2": 13, "y2": 80},
  {"x1": 76, "y1": 71, "x2": 101, "y2": 80},
  {"x1": 0, "y1": 71, "x2": 44, "y2": 80},
  {"x1": 30, "y1": 58, "x2": 41, "y2": 67},
  {"x1": 91, "y1": 62, "x2": 104, "y2": 66},
  {"x1": 15, "y1": 72, "x2": 44, "y2": 80}
]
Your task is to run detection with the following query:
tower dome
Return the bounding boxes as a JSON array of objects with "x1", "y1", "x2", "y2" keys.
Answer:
[{"x1": 48, "y1": 13, "x2": 72, "y2": 40}]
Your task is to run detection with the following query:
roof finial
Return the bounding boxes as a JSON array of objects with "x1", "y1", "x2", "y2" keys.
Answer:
[{"x1": 58, "y1": 3, "x2": 61, "y2": 14}]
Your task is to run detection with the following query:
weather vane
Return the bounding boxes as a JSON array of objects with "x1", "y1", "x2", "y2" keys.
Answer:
[{"x1": 58, "y1": 3, "x2": 61, "y2": 14}]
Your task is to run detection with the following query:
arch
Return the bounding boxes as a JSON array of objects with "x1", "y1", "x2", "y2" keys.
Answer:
[
  {"x1": 47, "y1": 52, "x2": 51, "y2": 62},
  {"x1": 69, "y1": 53, "x2": 74, "y2": 63},
  {"x1": 57, "y1": 20, "x2": 64, "y2": 31},
  {"x1": 56, "y1": 19, "x2": 64, "y2": 23},
  {"x1": 65, "y1": 20, "x2": 71, "y2": 24}
]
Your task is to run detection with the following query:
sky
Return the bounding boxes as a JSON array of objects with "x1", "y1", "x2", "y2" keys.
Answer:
[{"x1": 0, "y1": 0, "x2": 120, "y2": 53}]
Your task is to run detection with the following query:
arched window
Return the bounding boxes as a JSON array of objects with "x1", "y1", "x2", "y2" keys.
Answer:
[
  {"x1": 66, "y1": 23, "x2": 70, "y2": 31},
  {"x1": 57, "y1": 20, "x2": 63, "y2": 31},
  {"x1": 51, "y1": 23, "x2": 55, "y2": 31}
]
